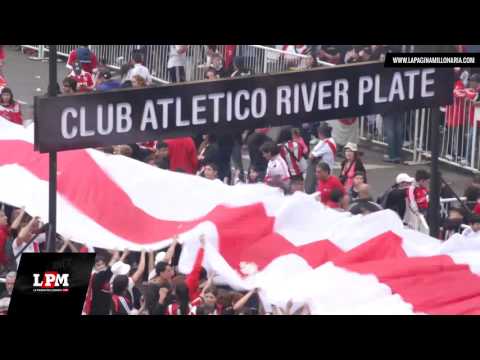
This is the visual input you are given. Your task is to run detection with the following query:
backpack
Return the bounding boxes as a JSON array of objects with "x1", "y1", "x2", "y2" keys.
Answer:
[{"x1": 77, "y1": 47, "x2": 92, "y2": 64}]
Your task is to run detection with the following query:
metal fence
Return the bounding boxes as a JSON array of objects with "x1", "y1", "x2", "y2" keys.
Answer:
[
  {"x1": 440, "y1": 197, "x2": 467, "y2": 219},
  {"x1": 358, "y1": 97, "x2": 480, "y2": 172},
  {"x1": 20, "y1": 45, "x2": 331, "y2": 84}
]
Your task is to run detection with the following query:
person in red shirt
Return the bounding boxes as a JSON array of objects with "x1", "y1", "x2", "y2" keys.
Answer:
[
  {"x1": 164, "y1": 137, "x2": 198, "y2": 174},
  {"x1": 223, "y1": 45, "x2": 236, "y2": 72},
  {"x1": 408, "y1": 169, "x2": 430, "y2": 218},
  {"x1": 325, "y1": 188, "x2": 350, "y2": 211},
  {"x1": 315, "y1": 162, "x2": 345, "y2": 205},
  {"x1": 68, "y1": 61, "x2": 94, "y2": 93},
  {"x1": 184, "y1": 235, "x2": 208, "y2": 301},
  {"x1": 0, "y1": 87, "x2": 23, "y2": 125},
  {"x1": 66, "y1": 46, "x2": 98, "y2": 75}
]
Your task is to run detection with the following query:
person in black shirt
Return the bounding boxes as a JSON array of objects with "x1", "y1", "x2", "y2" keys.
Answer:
[
  {"x1": 90, "y1": 255, "x2": 113, "y2": 315},
  {"x1": 247, "y1": 129, "x2": 272, "y2": 176},
  {"x1": 154, "y1": 142, "x2": 170, "y2": 170},
  {"x1": 217, "y1": 133, "x2": 235, "y2": 183},
  {"x1": 145, "y1": 261, "x2": 175, "y2": 314},
  {"x1": 150, "y1": 283, "x2": 173, "y2": 315},
  {"x1": 197, "y1": 134, "x2": 221, "y2": 173}
]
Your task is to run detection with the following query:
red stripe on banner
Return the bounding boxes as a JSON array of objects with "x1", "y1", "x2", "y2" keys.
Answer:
[
  {"x1": 334, "y1": 232, "x2": 480, "y2": 315},
  {"x1": 345, "y1": 256, "x2": 480, "y2": 315}
]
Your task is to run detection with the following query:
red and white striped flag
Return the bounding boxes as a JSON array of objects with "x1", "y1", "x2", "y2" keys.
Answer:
[{"x1": 2, "y1": 117, "x2": 480, "y2": 314}]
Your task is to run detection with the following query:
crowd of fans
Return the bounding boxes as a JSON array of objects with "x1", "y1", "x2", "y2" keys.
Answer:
[{"x1": 1, "y1": 45, "x2": 480, "y2": 315}]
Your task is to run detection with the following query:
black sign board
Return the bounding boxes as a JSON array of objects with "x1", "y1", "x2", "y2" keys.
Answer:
[{"x1": 34, "y1": 61, "x2": 454, "y2": 153}]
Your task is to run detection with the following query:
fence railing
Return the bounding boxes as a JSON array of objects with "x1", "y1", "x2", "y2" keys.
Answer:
[
  {"x1": 20, "y1": 45, "x2": 321, "y2": 84},
  {"x1": 358, "y1": 96, "x2": 480, "y2": 172},
  {"x1": 440, "y1": 197, "x2": 468, "y2": 219}
]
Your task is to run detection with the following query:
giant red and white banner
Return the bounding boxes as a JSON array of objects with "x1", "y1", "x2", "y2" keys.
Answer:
[{"x1": 1, "y1": 118, "x2": 480, "y2": 314}]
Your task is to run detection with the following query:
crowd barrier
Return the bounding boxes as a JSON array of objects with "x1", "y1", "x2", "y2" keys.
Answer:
[
  {"x1": 358, "y1": 97, "x2": 480, "y2": 172},
  {"x1": 20, "y1": 45, "x2": 330, "y2": 84}
]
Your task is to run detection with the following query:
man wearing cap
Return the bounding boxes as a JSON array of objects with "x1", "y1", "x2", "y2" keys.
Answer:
[
  {"x1": 66, "y1": 45, "x2": 98, "y2": 75},
  {"x1": 68, "y1": 61, "x2": 94, "y2": 93},
  {"x1": 382, "y1": 173, "x2": 415, "y2": 220},
  {"x1": 109, "y1": 249, "x2": 146, "y2": 311}
]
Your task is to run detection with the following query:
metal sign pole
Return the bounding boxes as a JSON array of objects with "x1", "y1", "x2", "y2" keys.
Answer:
[
  {"x1": 429, "y1": 107, "x2": 441, "y2": 238},
  {"x1": 46, "y1": 45, "x2": 59, "y2": 252},
  {"x1": 414, "y1": 44, "x2": 456, "y2": 238}
]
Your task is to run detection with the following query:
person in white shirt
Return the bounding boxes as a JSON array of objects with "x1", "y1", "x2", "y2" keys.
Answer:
[
  {"x1": 12, "y1": 216, "x2": 45, "y2": 268},
  {"x1": 109, "y1": 249, "x2": 146, "y2": 311},
  {"x1": 310, "y1": 123, "x2": 337, "y2": 170},
  {"x1": 461, "y1": 215, "x2": 480, "y2": 239},
  {"x1": 167, "y1": 45, "x2": 188, "y2": 83},
  {"x1": 126, "y1": 53, "x2": 152, "y2": 85},
  {"x1": 260, "y1": 141, "x2": 290, "y2": 188}
]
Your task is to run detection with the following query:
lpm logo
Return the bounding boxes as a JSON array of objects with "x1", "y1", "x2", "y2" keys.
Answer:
[{"x1": 32, "y1": 271, "x2": 70, "y2": 293}]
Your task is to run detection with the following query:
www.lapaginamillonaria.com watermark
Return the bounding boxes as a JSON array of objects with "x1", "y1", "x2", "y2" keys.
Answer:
[{"x1": 392, "y1": 56, "x2": 476, "y2": 64}]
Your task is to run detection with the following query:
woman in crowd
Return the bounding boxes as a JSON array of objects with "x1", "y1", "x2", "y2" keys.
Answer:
[
  {"x1": 165, "y1": 281, "x2": 199, "y2": 315},
  {"x1": 194, "y1": 286, "x2": 223, "y2": 315},
  {"x1": 0, "y1": 87, "x2": 23, "y2": 125},
  {"x1": 339, "y1": 143, "x2": 367, "y2": 191},
  {"x1": 111, "y1": 275, "x2": 133, "y2": 315},
  {"x1": 246, "y1": 165, "x2": 264, "y2": 184}
]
